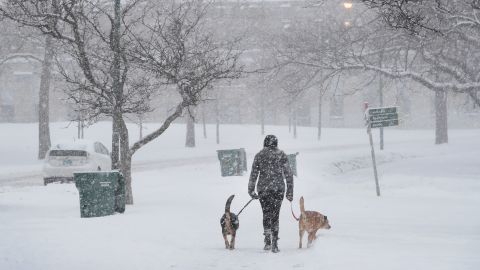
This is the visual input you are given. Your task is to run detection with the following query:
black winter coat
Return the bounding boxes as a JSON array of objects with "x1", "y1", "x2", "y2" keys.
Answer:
[{"x1": 248, "y1": 147, "x2": 294, "y2": 198}]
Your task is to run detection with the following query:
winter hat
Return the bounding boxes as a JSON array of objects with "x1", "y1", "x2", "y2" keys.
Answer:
[{"x1": 263, "y1": 135, "x2": 278, "y2": 148}]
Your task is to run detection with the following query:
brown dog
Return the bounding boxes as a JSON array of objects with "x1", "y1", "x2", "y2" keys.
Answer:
[
  {"x1": 220, "y1": 195, "x2": 239, "y2": 250},
  {"x1": 298, "y1": 196, "x2": 331, "y2": 248}
]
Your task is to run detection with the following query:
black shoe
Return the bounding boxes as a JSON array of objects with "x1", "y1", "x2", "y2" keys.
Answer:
[
  {"x1": 264, "y1": 232, "x2": 272, "y2": 250},
  {"x1": 271, "y1": 237, "x2": 279, "y2": 253}
]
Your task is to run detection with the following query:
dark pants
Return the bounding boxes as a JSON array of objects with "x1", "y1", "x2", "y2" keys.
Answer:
[{"x1": 259, "y1": 189, "x2": 284, "y2": 238}]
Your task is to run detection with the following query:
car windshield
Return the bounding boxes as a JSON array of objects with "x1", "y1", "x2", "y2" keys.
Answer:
[{"x1": 49, "y1": 150, "x2": 87, "y2": 157}]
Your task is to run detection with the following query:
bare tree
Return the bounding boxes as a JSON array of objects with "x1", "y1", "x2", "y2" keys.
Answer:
[
  {"x1": 201, "y1": 103, "x2": 207, "y2": 139},
  {"x1": 358, "y1": 0, "x2": 480, "y2": 143},
  {"x1": 1, "y1": 0, "x2": 241, "y2": 204},
  {"x1": 1, "y1": 0, "x2": 146, "y2": 172},
  {"x1": 266, "y1": 16, "x2": 343, "y2": 140},
  {"x1": 271, "y1": 1, "x2": 480, "y2": 144},
  {"x1": 358, "y1": 0, "x2": 480, "y2": 105},
  {"x1": 124, "y1": 0, "x2": 242, "y2": 202},
  {"x1": 215, "y1": 88, "x2": 222, "y2": 144}
]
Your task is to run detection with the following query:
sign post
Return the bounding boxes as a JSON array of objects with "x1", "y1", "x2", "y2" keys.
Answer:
[
  {"x1": 364, "y1": 103, "x2": 400, "y2": 196},
  {"x1": 364, "y1": 102, "x2": 381, "y2": 197}
]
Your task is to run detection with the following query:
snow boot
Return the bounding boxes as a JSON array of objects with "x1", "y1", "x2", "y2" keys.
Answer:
[
  {"x1": 263, "y1": 230, "x2": 272, "y2": 250},
  {"x1": 271, "y1": 233, "x2": 280, "y2": 253}
]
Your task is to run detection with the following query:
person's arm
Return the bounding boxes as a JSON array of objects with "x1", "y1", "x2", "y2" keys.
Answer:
[
  {"x1": 248, "y1": 154, "x2": 260, "y2": 199},
  {"x1": 282, "y1": 152, "x2": 294, "y2": 201}
]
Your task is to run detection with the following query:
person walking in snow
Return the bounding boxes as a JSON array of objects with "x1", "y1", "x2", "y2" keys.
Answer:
[{"x1": 248, "y1": 135, "x2": 294, "y2": 253}]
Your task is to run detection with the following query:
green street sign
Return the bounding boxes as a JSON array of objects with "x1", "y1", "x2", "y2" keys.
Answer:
[
  {"x1": 370, "y1": 119, "x2": 399, "y2": 128},
  {"x1": 369, "y1": 113, "x2": 398, "y2": 122},
  {"x1": 368, "y1": 107, "x2": 397, "y2": 115}
]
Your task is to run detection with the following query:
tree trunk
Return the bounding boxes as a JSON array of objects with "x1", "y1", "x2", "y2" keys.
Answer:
[
  {"x1": 215, "y1": 99, "x2": 220, "y2": 144},
  {"x1": 186, "y1": 110, "x2": 196, "y2": 148},
  {"x1": 111, "y1": 0, "x2": 122, "y2": 169},
  {"x1": 379, "y1": 76, "x2": 384, "y2": 150},
  {"x1": 77, "y1": 119, "x2": 82, "y2": 139},
  {"x1": 435, "y1": 90, "x2": 448, "y2": 144},
  {"x1": 123, "y1": 154, "x2": 133, "y2": 205},
  {"x1": 77, "y1": 113, "x2": 84, "y2": 139},
  {"x1": 378, "y1": 56, "x2": 384, "y2": 150},
  {"x1": 317, "y1": 91, "x2": 322, "y2": 140},
  {"x1": 293, "y1": 103, "x2": 298, "y2": 139},
  {"x1": 260, "y1": 93, "x2": 265, "y2": 135},
  {"x1": 119, "y1": 118, "x2": 133, "y2": 205},
  {"x1": 202, "y1": 104, "x2": 207, "y2": 139},
  {"x1": 216, "y1": 120, "x2": 220, "y2": 144},
  {"x1": 38, "y1": 35, "x2": 53, "y2": 159},
  {"x1": 111, "y1": 112, "x2": 121, "y2": 169},
  {"x1": 288, "y1": 108, "x2": 292, "y2": 133}
]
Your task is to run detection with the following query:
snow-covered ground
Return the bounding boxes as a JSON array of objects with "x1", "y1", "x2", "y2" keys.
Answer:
[{"x1": 1, "y1": 122, "x2": 479, "y2": 270}]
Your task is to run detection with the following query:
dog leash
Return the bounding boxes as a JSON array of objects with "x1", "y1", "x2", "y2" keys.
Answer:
[
  {"x1": 237, "y1": 198, "x2": 254, "y2": 217},
  {"x1": 290, "y1": 201, "x2": 300, "y2": 221}
]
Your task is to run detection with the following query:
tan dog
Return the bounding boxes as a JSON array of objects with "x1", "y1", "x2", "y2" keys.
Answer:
[{"x1": 298, "y1": 196, "x2": 331, "y2": 248}]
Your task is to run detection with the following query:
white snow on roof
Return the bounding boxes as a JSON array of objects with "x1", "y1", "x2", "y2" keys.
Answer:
[{"x1": 51, "y1": 139, "x2": 96, "y2": 151}]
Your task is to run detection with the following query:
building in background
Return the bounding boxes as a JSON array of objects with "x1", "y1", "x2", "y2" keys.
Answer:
[{"x1": 0, "y1": 59, "x2": 40, "y2": 122}]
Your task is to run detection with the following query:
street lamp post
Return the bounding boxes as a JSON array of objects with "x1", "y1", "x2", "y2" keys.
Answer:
[{"x1": 343, "y1": 2, "x2": 353, "y2": 27}]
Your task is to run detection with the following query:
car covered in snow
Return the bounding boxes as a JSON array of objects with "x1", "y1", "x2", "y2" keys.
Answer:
[{"x1": 43, "y1": 140, "x2": 111, "y2": 185}]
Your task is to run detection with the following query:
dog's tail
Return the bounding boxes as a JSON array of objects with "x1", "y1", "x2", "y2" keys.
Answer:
[
  {"x1": 300, "y1": 196, "x2": 306, "y2": 215},
  {"x1": 225, "y1": 194, "x2": 235, "y2": 213}
]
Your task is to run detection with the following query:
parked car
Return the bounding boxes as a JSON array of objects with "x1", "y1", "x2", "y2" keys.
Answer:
[{"x1": 43, "y1": 140, "x2": 111, "y2": 185}]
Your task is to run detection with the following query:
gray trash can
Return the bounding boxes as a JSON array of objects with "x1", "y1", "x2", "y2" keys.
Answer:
[
  {"x1": 217, "y1": 148, "x2": 247, "y2": 177},
  {"x1": 287, "y1": 152, "x2": 299, "y2": 177}
]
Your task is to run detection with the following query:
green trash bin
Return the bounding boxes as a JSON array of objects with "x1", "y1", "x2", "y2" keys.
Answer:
[
  {"x1": 74, "y1": 171, "x2": 125, "y2": 218},
  {"x1": 217, "y1": 148, "x2": 247, "y2": 177},
  {"x1": 287, "y1": 152, "x2": 299, "y2": 177}
]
